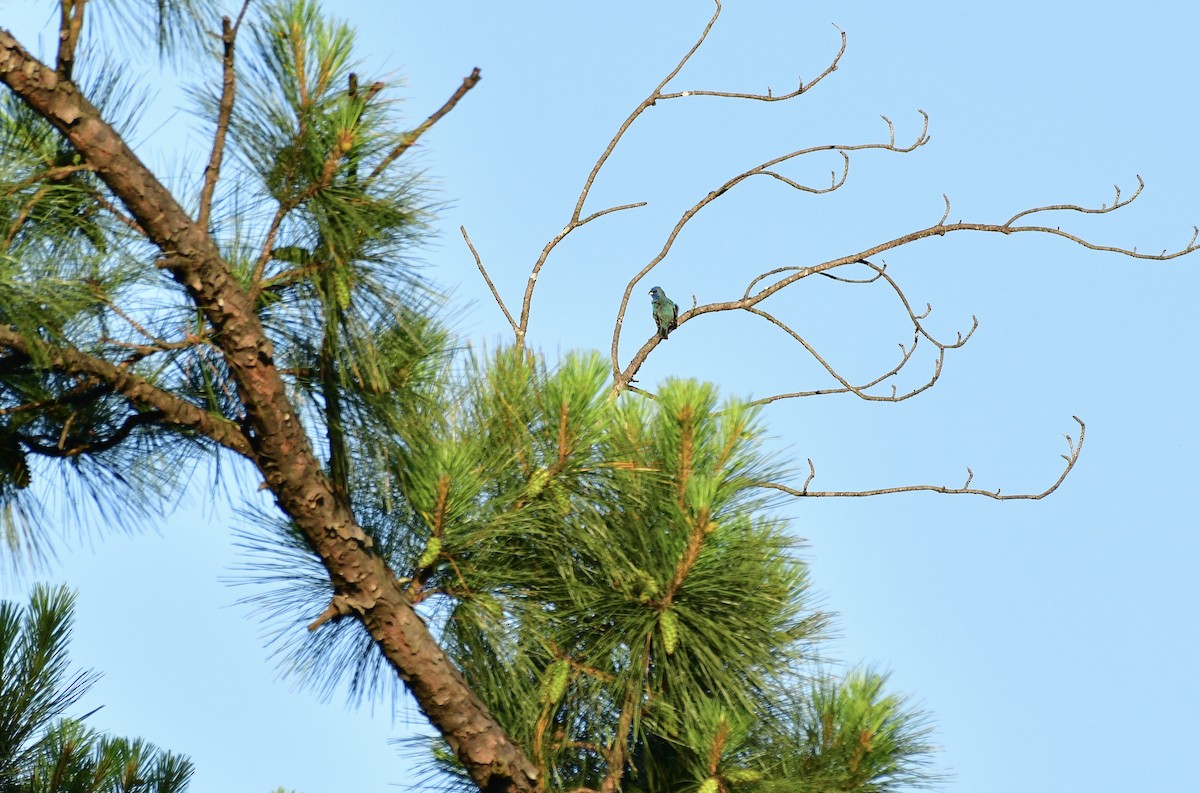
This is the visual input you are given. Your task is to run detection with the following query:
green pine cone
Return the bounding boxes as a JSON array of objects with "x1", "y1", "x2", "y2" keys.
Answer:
[
  {"x1": 540, "y1": 660, "x2": 571, "y2": 704},
  {"x1": 660, "y1": 608, "x2": 679, "y2": 655},
  {"x1": 333, "y1": 270, "x2": 352, "y2": 309},
  {"x1": 723, "y1": 768, "x2": 764, "y2": 784},
  {"x1": 416, "y1": 536, "x2": 442, "y2": 569}
]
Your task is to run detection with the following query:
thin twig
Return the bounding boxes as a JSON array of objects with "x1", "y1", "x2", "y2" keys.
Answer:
[
  {"x1": 366, "y1": 67, "x2": 482, "y2": 184},
  {"x1": 761, "y1": 417, "x2": 1086, "y2": 500},
  {"x1": 461, "y1": 225, "x2": 518, "y2": 334},
  {"x1": 198, "y1": 5, "x2": 250, "y2": 230},
  {"x1": 519, "y1": 1, "x2": 848, "y2": 347}
]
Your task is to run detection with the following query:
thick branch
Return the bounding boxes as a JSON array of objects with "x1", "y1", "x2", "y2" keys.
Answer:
[
  {"x1": 0, "y1": 325, "x2": 251, "y2": 456},
  {"x1": 0, "y1": 32, "x2": 537, "y2": 793}
]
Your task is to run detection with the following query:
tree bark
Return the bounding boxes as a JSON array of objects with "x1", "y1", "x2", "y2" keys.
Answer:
[{"x1": 0, "y1": 30, "x2": 536, "y2": 793}]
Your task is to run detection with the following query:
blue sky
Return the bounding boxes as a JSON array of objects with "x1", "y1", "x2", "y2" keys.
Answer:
[{"x1": 2, "y1": 2, "x2": 1198, "y2": 792}]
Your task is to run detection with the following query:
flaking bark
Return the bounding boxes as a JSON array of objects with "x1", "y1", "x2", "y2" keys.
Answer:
[{"x1": 0, "y1": 28, "x2": 537, "y2": 793}]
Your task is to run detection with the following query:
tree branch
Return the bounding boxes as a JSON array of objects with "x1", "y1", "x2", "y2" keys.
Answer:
[
  {"x1": 16, "y1": 409, "x2": 165, "y2": 458},
  {"x1": 365, "y1": 67, "x2": 481, "y2": 184},
  {"x1": 658, "y1": 22, "x2": 848, "y2": 102},
  {"x1": 610, "y1": 114, "x2": 931, "y2": 389},
  {"x1": 514, "y1": 3, "x2": 848, "y2": 348},
  {"x1": 0, "y1": 325, "x2": 251, "y2": 456},
  {"x1": 760, "y1": 417, "x2": 1086, "y2": 500},
  {"x1": 614, "y1": 172, "x2": 1197, "y2": 392},
  {"x1": 56, "y1": 0, "x2": 84, "y2": 81},
  {"x1": 197, "y1": 5, "x2": 250, "y2": 230},
  {"x1": 461, "y1": 225, "x2": 518, "y2": 336}
]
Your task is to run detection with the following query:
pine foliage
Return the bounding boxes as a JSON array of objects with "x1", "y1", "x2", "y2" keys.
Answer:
[
  {"x1": 240, "y1": 350, "x2": 939, "y2": 792},
  {"x1": 0, "y1": 585, "x2": 194, "y2": 793}
]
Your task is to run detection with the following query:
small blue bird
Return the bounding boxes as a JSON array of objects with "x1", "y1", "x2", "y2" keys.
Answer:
[{"x1": 648, "y1": 286, "x2": 678, "y2": 340}]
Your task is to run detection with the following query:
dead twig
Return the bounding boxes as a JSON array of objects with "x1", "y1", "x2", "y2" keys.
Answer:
[{"x1": 761, "y1": 417, "x2": 1085, "y2": 500}]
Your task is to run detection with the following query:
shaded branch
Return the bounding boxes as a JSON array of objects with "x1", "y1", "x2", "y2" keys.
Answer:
[
  {"x1": 56, "y1": 0, "x2": 84, "y2": 80},
  {"x1": 248, "y1": 146, "x2": 343, "y2": 299},
  {"x1": 599, "y1": 686, "x2": 639, "y2": 793},
  {"x1": 0, "y1": 325, "x2": 251, "y2": 456},
  {"x1": 762, "y1": 417, "x2": 1085, "y2": 500},
  {"x1": 0, "y1": 380, "x2": 106, "y2": 418},
  {"x1": 16, "y1": 409, "x2": 165, "y2": 458}
]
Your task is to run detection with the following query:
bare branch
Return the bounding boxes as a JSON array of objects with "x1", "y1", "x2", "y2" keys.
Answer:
[
  {"x1": 571, "y1": 1, "x2": 723, "y2": 226},
  {"x1": 366, "y1": 67, "x2": 482, "y2": 184},
  {"x1": 1003, "y1": 176, "x2": 1139, "y2": 227},
  {"x1": 518, "y1": 4, "x2": 849, "y2": 348},
  {"x1": 56, "y1": 0, "x2": 84, "y2": 80},
  {"x1": 658, "y1": 23, "x2": 848, "y2": 102},
  {"x1": 461, "y1": 226, "x2": 518, "y2": 335},
  {"x1": 747, "y1": 329, "x2": 923, "y2": 407},
  {"x1": 761, "y1": 417, "x2": 1085, "y2": 500},
  {"x1": 617, "y1": 170, "x2": 1197, "y2": 392},
  {"x1": 198, "y1": 5, "x2": 251, "y2": 230},
  {"x1": 578, "y1": 201, "x2": 648, "y2": 227},
  {"x1": 610, "y1": 113, "x2": 931, "y2": 387}
]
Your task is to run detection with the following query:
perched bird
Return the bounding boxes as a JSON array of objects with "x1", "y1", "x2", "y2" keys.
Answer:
[{"x1": 648, "y1": 286, "x2": 678, "y2": 340}]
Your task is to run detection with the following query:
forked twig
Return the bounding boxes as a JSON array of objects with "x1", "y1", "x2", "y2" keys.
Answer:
[{"x1": 505, "y1": 0, "x2": 846, "y2": 347}]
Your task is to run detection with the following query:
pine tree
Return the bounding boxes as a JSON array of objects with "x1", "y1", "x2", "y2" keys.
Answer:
[
  {"x1": 1, "y1": 2, "x2": 1190, "y2": 792},
  {"x1": 0, "y1": 584, "x2": 194, "y2": 793}
]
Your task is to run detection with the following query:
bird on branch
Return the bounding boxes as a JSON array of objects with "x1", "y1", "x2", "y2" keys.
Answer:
[{"x1": 648, "y1": 286, "x2": 678, "y2": 340}]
